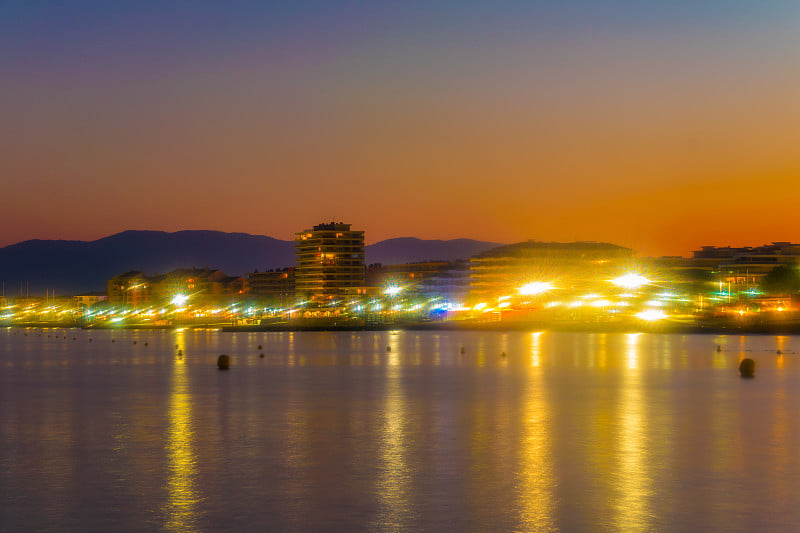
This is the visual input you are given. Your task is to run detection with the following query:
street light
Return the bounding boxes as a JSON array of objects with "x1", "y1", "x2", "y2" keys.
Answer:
[
  {"x1": 611, "y1": 273, "x2": 650, "y2": 290},
  {"x1": 384, "y1": 285, "x2": 403, "y2": 297},
  {"x1": 519, "y1": 282, "x2": 554, "y2": 296}
]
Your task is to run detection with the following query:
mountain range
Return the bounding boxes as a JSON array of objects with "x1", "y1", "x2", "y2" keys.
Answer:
[{"x1": 0, "y1": 230, "x2": 502, "y2": 295}]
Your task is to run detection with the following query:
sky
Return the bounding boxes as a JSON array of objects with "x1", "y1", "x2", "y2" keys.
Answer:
[{"x1": 1, "y1": 0, "x2": 799, "y2": 257}]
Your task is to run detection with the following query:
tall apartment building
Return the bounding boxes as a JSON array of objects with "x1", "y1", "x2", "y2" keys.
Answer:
[{"x1": 295, "y1": 222, "x2": 365, "y2": 304}]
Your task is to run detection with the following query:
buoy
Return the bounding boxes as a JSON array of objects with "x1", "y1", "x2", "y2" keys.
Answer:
[
  {"x1": 217, "y1": 354, "x2": 231, "y2": 370},
  {"x1": 501, "y1": 351, "x2": 507, "y2": 357},
  {"x1": 739, "y1": 358, "x2": 755, "y2": 378},
  {"x1": 177, "y1": 349, "x2": 183, "y2": 356},
  {"x1": 460, "y1": 347, "x2": 465, "y2": 354},
  {"x1": 387, "y1": 346, "x2": 391, "y2": 352},
  {"x1": 259, "y1": 353, "x2": 264, "y2": 358},
  {"x1": 777, "y1": 349, "x2": 782, "y2": 355},
  {"x1": 111, "y1": 339, "x2": 115, "y2": 343},
  {"x1": 133, "y1": 341, "x2": 137, "y2": 344},
  {"x1": 144, "y1": 342, "x2": 148, "y2": 347},
  {"x1": 89, "y1": 338, "x2": 92, "y2": 342},
  {"x1": 176, "y1": 344, "x2": 179, "y2": 349},
  {"x1": 72, "y1": 337, "x2": 76, "y2": 341},
  {"x1": 257, "y1": 345, "x2": 263, "y2": 350},
  {"x1": 716, "y1": 345, "x2": 721, "y2": 352}
]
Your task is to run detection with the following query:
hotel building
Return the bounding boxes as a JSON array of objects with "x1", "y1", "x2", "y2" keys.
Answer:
[{"x1": 295, "y1": 222, "x2": 366, "y2": 305}]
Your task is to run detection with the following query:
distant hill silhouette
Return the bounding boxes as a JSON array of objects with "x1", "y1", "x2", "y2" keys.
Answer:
[
  {"x1": 0, "y1": 230, "x2": 501, "y2": 295},
  {"x1": 365, "y1": 237, "x2": 502, "y2": 265}
]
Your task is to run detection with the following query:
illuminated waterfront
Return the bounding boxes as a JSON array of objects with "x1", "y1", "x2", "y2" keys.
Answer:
[{"x1": 2, "y1": 328, "x2": 800, "y2": 531}]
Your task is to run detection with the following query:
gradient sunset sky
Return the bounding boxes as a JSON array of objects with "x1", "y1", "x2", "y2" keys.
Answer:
[{"x1": 2, "y1": 1, "x2": 798, "y2": 256}]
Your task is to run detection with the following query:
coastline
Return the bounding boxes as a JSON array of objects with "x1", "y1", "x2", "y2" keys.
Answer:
[
  {"x1": 217, "y1": 320, "x2": 800, "y2": 336},
  {"x1": 6, "y1": 319, "x2": 800, "y2": 336}
]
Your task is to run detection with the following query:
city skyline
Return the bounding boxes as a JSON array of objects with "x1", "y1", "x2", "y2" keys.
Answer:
[{"x1": 2, "y1": 1, "x2": 799, "y2": 256}]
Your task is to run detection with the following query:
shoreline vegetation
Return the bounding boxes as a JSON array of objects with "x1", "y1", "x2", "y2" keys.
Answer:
[{"x1": 6, "y1": 318, "x2": 800, "y2": 335}]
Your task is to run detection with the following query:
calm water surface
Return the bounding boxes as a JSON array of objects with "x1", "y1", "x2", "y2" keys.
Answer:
[{"x1": 2, "y1": 327, "x2": 800, "y2": 532}]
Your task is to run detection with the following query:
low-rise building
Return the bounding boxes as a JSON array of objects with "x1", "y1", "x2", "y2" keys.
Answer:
[
  {"x1": 107, "y1": 271, "x2": 151, "y2": 306},
  {"x1": 108, "y1": 268, "x2": 248, "y2": 307},
  {"x1": 653, "y1": 242, "x2": 800, "y2": 300},
  {"x1": 367, "y1": 261, "x2": 469, "y2": 302},
  {"x1": 248, "y1": 268, "x2": 295, "y2": 305},
  {"x1": 72, "y1": 292, "x2": 107, "y2": 308},
  {"x1": 469, "y1": 241, "x2": 636, "y2": 302}
]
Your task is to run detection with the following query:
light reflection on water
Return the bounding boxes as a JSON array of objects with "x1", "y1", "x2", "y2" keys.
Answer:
[
  {"x1": 2, "y1": 328, "x2": 800, "y2": 531},
  {"x1": 613, "y1": 333, "x2": 651, "y2": 532},
  {"x1": 374, "y1": 346, "x2": 412, "y2": 531},
  {"x1": 517, "y1": 332, "x2": 555, "y2": 531},
  {"x1": 164, "y1": 328, "x2": 200, "y2": 532}
]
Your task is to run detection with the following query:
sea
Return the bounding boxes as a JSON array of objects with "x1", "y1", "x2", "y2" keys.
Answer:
[{"x1": 2, "y1": 327, "x2": 800, "y2": 532}]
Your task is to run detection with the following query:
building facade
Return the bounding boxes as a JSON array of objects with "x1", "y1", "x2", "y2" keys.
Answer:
[
  {"x1": 295, "y1": 222, "x2": 365, "y2": 305},
  {"x1": 247, "y1": 268, "x2": 295, "y2": 305},
  {"x1": 469, "y1": 241, "x2": 635, "y2": 302},
  {"x1": 366, "y1": 260, "x2": 469, "y2": 302},
  {"x1": 652, "y1": 242, "x2": 800, "y2": 300},
  {"x1": 72, "y1": 293, "x2": 107, "y2": 308},
  {"x1": 704, "y1": 242, "x2": 800, "y2": 292},
  {"x1": 107, "y1": 268, "x2": 246, "y2": 307},
  {"x1": 107, "y1": 271, "x2": 151, "y2": 306}
]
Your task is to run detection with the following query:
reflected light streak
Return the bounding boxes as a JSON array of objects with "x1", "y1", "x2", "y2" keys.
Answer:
[
  {"x1": 374, "y1": 360, "x2": 412, "y2": 530},
  {"x1": 529, "y1": 331, "x2": 544, "y2": 367},
  {"x1": 287, "y1": 332, "x2": 296, "y2": 366},
  {"x1": 614, "y1": 332, "x2": 652, "y2": 531},
  {"x1": 174, "y1": 329, "x2": 186, "y2": 357},
  {"x1": 708, "y1": 357, "x2": 739, "y2": 529},
  {"x1": 597, "y1": 333, "x2": 608, "y2": 369},
  {"x1": 387, "y1": 334, "x2": 400, "y2": 366},
  {"x1": 517, "y1": 363, "x2": 555, "y2": 530},
  {"x1": 776, "y1": 336, "x2": 787, "y2": 370},
  {"x1": 164, "y1": 349, "x2": 200, "y2": 532},
  {"x1": 713, "y1": 336, "x2": 728, "y2": 369},
  {"x1": 625, "y1": 333, "x2": 641, "y2": 370}
]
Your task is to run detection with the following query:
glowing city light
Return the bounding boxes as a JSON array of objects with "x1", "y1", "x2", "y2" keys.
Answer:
[
  {"x1": 636, "y1": 310, "x2": 667, "y2": 321},
  {"x1": 171, "y1": 294, "x2": 189, "y2": 306},
  {"x1": 518, "y1": 282, "x2": 554, "y2": 296},
  {"x1": 384, "y1": 285, "x2": 403, "y2": 297},
  {"x1": 612, "y1": 273, "x2": 650, "y2": 290}
]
